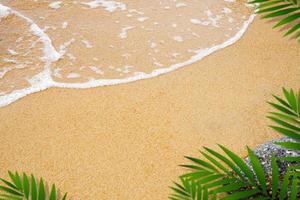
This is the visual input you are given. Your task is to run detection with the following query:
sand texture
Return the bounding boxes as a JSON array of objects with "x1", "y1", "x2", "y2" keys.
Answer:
[{"x1": 0, "y1": 18, "x2": 299, "y2": 199}]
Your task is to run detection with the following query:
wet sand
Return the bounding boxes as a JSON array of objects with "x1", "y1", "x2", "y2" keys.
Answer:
[{"x1": 0, "y1": 18, "x2": 299, "y2": 199}]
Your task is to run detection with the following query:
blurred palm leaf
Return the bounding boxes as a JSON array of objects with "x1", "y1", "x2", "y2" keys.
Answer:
[
  {"x1": 249, "y1": 0, "x2": 300, "y2": 42},
  {"x1": 170, "y1": 146, "x2": 300, "y2": 200},
  {"x1": 0, "y1": 171, "x2": 67, "y2": 200},
  {"x1": 268, "y1": 88, "x2": 300, "y2": 162}
]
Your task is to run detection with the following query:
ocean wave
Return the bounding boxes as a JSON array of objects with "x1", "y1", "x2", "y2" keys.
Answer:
[{"x1": 0, "y1": 0, "x2": 255, "y2": 107}]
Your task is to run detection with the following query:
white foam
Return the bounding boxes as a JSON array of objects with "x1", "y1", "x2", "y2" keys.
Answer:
[
  {"x1": 51, "y1": 14, "x2": 256, "y2": 92},
  {"x1": 82, "y1": 0, "x2": 126, "y2": 12},
  {"x1": 62, "y1": 21, "x2": 68, "y2": 29},
  {"x1": 150, "y1": 42, "x2": 157, "y2": 48},
  {"x1": 173, "y1": 36, "x2": 183, "y2": 42},
  {"x1": 0, "y1": 67, "x2": 11, "y2": 78},
  {"x1": 0, "y1": 4, "x2": 10, "y2": 18},
  {"x1": 49, "y1": 1, "x2": 62, "y2": 9},
  {"x1": 0, "y1": 3, "x2": 256, "y2": 107},
  {"x1": 89, "y1": 66, "x2": 104, "y2": 75},
  {"x1": 176, "y1": 3, "x2": 187, "y2": 8},
  {"x1": 205, "y1": 10, "x2": 221, "y2": 27},
  {"x1": 29, "y1": 23, "x2": 61, "y2": 62},
  {"x1": 0, "y1": 4, "x2": 59, "y2": 107},
  {"x1": 190, "y1": 18, "x2": 210, "y2": 26},
  {"x1": 81, "y1": 40, "x2": 93, "y2": 48},
  {"x1": 119, "y1": 26, "x2": 134, "y2": 39},
  {"x1": 7, "y1": 49, "x2": 18, "y2": 55},
  {"x1": 137, "y1": 16, "x2": 149, "y2": 22},
  {"x1": 59, "y1": 38, "x2": 75, "y2": 56},
  {"x1": 223, "y1": 7, "x2": 232, "y2": 14}
]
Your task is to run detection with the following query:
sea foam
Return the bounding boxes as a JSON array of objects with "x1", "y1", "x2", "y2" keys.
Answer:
[{"x1": 0, "y1": 1, "x2": 255, "y2": 107}]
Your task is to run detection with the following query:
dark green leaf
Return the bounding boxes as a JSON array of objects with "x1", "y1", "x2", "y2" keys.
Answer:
[
  {"x1": 272, "y1": 94, "x2": 292, "y2": 109},
  {"x1": 0, "y1": 194, "x2": 22, "y2": 200},
  {"x1": 38, "y1": 178, "x2": 46, "y2": 200},
  {"x1": 205, "y1": 178, "x2": 236, "y2": 190},
  {"x1": 213, "y1": 182, "x2": 245, "y2": 194},
  {"x1": 298, "y1": 89, "x2": 300, "y2": 116},
  {"x1": 219, "y1": 145, "x2": 255, "y2": 184},
  {"x1": 268, "y1": 116, "x2": 300, "y2": 132},
  {"x1": 49, "y1": 184, "x2": 57, "y2": 200},
  {"x1": 8, "y1": 171, "x2": 22, "y2": 192},
  {"x1": 275, "y1": 13, "x2": 300, "y2": 29},
  {"x1": 271, "y1": 156, "x2": 279, "y2": 200},
  {"x1": 290, "y1": 176, "x2": 299, "y2": 200},
  {"x1": 185, "y1": 156, "x2": 218, "y2": 172},
  {"x1": 249, "y1": 0, "x2": 270, "y2": 3},
  {"x1": 204, "y1": 147, "x2": 245, "y2": 180},
  {"x1": 280, "y1": 156, "x2": 300, "y2": 162},
  {"x1": 283, "y1": 88, "x2": 298, "y2": 112},
  {"x1": 31, "y1": 175, "x2": 37, "y2": 200},
  {"x1": 258, "y1": 0, "x2": 285, "y2": 9},
  {"x1": 269, "y1": 112, "x2": 300, "y2": 125},
  {"x1": 263, "y1": 7, "x2": 300, "y2": 19},
  {"x1": 180, "y1": 171, "x2": 213, "y2": 181},
  {"x1": 269, "y1": 126, "x2": 300, "y2": 139},
  {"x1": 279, "y1": 172, "x2": 291, "y2": 199},
  {"x1": 22, "y1": 173, "x2": 29, "y2": 199},
  {"x1": 179, "y1": 164, "x2": 204, "y2": 171},
  {"x1": 200, "y1": 150, "x2": 230, "y2": 175},
  {"x1": 222, "y1": 189, "x2": 260, "y2": 200},
  {"x1": 0, "y1": 186, "x2": 22, "y2": 197},
  {"x1": 268, "y1": 102, "x2": 297, "y2": 116},
  {"x1": 197, "y1": 174, "x2": 224, "y2": 186},
  {"x1": 276, "y1": 141, "x2": 300, "y2": 151},
  {"x1": 247, "y1": 147, "x2": 267, "y2": 194},
  {"x1": 170, "y1": 182, "x2": 189, "y2": 197},
  {"x1": 0, "y1": 178, "x2": 18, "y2": 191},
  {"x1": 257, "y1": 3, "x2": 293, "y2": 14}
]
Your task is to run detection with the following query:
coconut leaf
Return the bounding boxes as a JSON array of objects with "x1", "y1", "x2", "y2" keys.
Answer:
[
  {"x1": 290, "y1": 177, "x2": 299, "y2": 200},
  {"x1": 249, "y1": 0, "x2": 300, "y2": 41},
  {"x1": 218, "y1": 145, "x2": 255, "y2": 184},
  {"x1": 0, "y1": 172, "x2": 67, "y2": 200},
  {"x1": 170, "y1": 145, "x2": 299, "y2": 199},
  {"x1": 268, "y1": 88, "x2": 300, "y2": 166},
  {"x1": 247, "y1": 147, "x2": 267, "y2": 195},
  {"x1": 221, "y1": 189, "x2": 260, "y2": 200},
  {"x1": 271, "y1": 156, "x2": 279, "y2": 200},
  {"x1": 276, "y1": 141, "x2": 300, "y2": 151}
]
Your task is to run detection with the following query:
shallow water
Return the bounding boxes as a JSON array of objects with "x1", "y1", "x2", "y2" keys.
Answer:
[{"x1": 0, "y1": 0, "x2": 254, "y2": 107}]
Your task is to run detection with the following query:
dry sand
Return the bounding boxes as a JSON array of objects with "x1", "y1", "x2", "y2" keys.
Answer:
[{"x1": 0, "y1": 18, "x2": 299, "y2": 199}]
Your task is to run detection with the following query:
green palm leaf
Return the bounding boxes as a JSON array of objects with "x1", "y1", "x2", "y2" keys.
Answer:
[
  {"x1": 271, "y1": 156, "x2": 279, "y2": 200},
  {"x1": 276, "y1": 141, "x2": 300, "y2": 151},
  {"x1": 268, "y1": 88, "x2": 300, "y2": 163},
  {"x1": 247, "y1": 147, "x2": 267, "y2": 195},
  {"x1": 249, "y1": 0, "x2": 300, "y2": 42},
  {"x1": 170, "y1": 179, "x2": 202, "y2": 200},
  {"x1": 170, "y1": 146, "x2": 299, "y2": 199},
  {"x1": 218, "y1": 145, "x2": 255, "y2": 184},
  {"x1": 222, "y1": 189, "x2": 260, "y2": 200},
  {"x1": 0, "y1": 172, "x2": 67, "y2": 200}
]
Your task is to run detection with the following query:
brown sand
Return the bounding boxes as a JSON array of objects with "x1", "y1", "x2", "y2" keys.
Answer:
[{"x1": 0, "y1": 18, "x2": 299, "y2": 199}]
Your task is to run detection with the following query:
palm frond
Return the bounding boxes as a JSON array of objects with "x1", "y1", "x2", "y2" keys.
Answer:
[
  {"x1": 268, "y1": 88, "x2": 300, "y2": 162},
  {"x1": 249, "y1": 0, "x2": 300, "y2": 42},
  {"x1": 170, "y1": 146, "x2": 300, "y2": 199},
  {"x1": 0, "y1": 171, "x2": 67, "y2": 200}
]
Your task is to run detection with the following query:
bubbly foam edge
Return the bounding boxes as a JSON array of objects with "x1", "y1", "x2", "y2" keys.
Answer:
[{"x1": 0, "y1": 3, "x2": 256, "y2": 107}]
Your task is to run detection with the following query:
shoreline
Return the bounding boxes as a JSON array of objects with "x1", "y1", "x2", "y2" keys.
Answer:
[
  {"x1": 0, "y1": 1, "x2": 255, "y2": 107},
  {"x1": 0, "y1": 18, "x2": 299, "y2": 199}
]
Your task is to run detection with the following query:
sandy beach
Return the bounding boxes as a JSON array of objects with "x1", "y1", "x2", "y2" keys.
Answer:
[{"x1": 0, "y1": 16, "x2": 299, "y2": 200}]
